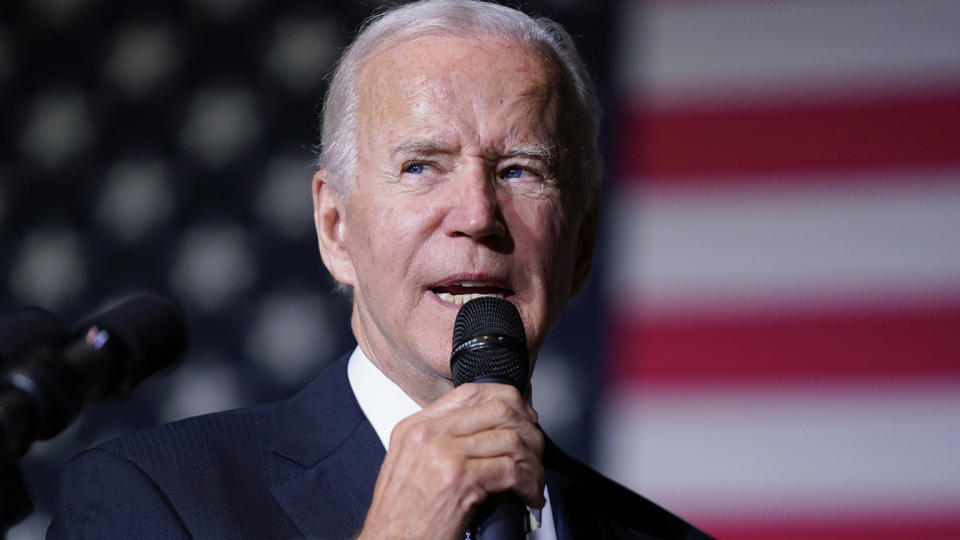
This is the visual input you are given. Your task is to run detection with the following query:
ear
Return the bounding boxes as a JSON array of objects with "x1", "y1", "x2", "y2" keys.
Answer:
[
  {"x1": 569, "y1": 207, "x2": 597, "y2": 297},
  {"x1": 313, "y1": 170, "x2": 357, "y2": 287}
]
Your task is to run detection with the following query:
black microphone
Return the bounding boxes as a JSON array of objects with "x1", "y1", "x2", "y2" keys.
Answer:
[
  {"x1": 0, "y1": 293, "x2": 186, "y2": 530},
  {"x1": 0, "y1": 293, "x2": 187, "y2": 457},
  {"x1": 451, "y1": 296, "x2": 530, "y2": 540},
  {"x1": 66, "y1": 292, "x2": 187, "y2": 400},
  {"x1": 451, "y1": 296, "x2": 529, "y2": 394},
  {"x1": 0, "y1": 307, "x2": 69, "y2": 527},
  {"x1": 0, "y1": 307, "x2": 69, "y2": 368}
]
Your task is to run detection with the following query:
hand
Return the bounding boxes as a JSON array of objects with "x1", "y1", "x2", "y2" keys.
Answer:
[{"x1": 357, "y1": 382, "x2": 545, "y2": 540}]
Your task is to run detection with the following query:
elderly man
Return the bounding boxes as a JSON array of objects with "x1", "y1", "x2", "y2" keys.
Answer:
[{"x1": 49, "y1": 1, "x2": 710, "y2": 538}]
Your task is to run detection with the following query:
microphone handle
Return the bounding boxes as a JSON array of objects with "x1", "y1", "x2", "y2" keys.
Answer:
[{"x1": 471, "y1": 497, "x2": 527, "y2": 540}]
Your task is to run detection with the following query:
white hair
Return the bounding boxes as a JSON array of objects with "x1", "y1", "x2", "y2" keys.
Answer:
[{"x1": 316, "y1": 0, "x2": 602, "y2": 210}]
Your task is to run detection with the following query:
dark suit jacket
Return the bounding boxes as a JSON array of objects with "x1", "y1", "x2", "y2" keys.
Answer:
[{"x1": 48, "y1": 355, "x2": 711, "y2": 539}]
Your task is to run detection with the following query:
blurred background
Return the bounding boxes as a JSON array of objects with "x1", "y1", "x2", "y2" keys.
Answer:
[{"x1": 1, "y1": 0, "x2": 958, "y2": 538}]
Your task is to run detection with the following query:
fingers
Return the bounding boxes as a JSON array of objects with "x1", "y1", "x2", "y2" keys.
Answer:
[
  {"x1": 443, "y1": 426, "x2": 545, "y2": 507},
  {"x1": 411, "y1": 382, "x2": 538, "y2": 433},
  {"x1": 409, "y1": 384, "x2": 545, "y2": 502},
  {"x1": 361, "y1": 383, "x2": 546, "y2": 538},
  {"x1": 406, "y1": 432, "x2": 546, "y2": 510},
  {"x1": 467, "y1": 454, "x2": 546, "y2": 509},
  {"x1": 454, "y1": 425, "x2": 543, "y2": 462},
  {"x1": 387, "y1": 383, "x2": 543, "y2": 478}
]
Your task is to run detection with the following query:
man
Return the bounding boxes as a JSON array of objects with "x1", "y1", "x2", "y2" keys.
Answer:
[{"x1": 49, "y1": 1, "x2": 711, "y2": 538}]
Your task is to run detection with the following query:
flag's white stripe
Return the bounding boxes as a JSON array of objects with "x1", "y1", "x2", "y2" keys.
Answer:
[
  {"x1": 605, "y1": 170, "x2": 960, "y2": 319},
  {"x1": 618, "y1": 0, "x2": 960, "y2": 108},
  {"x1": 597, "y1": 380, "x2": 960, "y2": 521}
]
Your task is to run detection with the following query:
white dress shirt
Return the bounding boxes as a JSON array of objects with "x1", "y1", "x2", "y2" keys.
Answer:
[{"x1": 347, "y1": 346, "x2": 557, "y2": 539}]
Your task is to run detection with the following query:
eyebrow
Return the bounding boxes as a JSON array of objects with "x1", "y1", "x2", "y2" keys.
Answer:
[
  {"x1": 391, "y1": 138, "x2": 456, "y2": 160},
  {"x1": 390, "y1": 139, "x2": 558, "y2": 168},
  {"x1": 503, "y1": 143, "x2": 557, "y2": 168}
]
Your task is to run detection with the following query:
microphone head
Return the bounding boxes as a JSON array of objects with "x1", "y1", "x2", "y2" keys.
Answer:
[
  {"x1": 77, "y1": 292, "x2": 188, "y2": 394},
  {"x1": 0, "y1": 307, "x2": 69, "y2": 365},
  {"x1": 450, "y1": 296, "x2": 529, "y2": 395}
]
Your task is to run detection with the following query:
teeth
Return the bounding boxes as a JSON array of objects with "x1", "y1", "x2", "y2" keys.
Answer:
[
  {"x1": 436, "y1": 292, "x2": 506, "y2": 305},
  {"x1": 458, "y1": 281, "x2": 490, "y2": 287}
]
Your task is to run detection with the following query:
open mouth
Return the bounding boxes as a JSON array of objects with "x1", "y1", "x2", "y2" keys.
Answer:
[{"x1": 430, "y1": 280, "x2": 514, "y2": 306}]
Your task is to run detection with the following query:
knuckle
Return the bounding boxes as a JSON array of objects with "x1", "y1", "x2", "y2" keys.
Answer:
[
  {"x1": 423, "y1": 439, "x2": 446, "y2": 463},
  {"x1": 500, "y1": 384, "x2": 524, "y2": 402},
  {"x1": 456, "y1": 382, "x2": 482, "y2": 401},
  {"x1": 403, "y1": 421, "x2": 431, "y2": 446},
  {"x1": 502, "y1": 429, "x2": 524, "y2": 451},
  {"x1": 462, "y1": 484, "x2": 486, "y2": 509},
  {"x1": 484, "y1": 399, "x2": 512, "y2": 420},
  {"x1": 529, "y1": 428, "x2": 544, "y2": 454},
  {"x1": 388, "y1": 423, "x2": 407, "y2": 448},
  {"x1": 392, "y1": 415, "x2": 413, "y2": 437},
  {"x1": 435, "y1": 452, "x2": 466, "y2": 488},
  {"x1": 499, "y1": 456, "x2": 521, "y2": 483}
]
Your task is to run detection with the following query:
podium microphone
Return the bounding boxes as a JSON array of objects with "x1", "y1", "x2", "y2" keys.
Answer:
[
  {"x1": 0, "y1": 307, "x2": 69, "y2": 368},
  {"x1": 0, "y1": 293, "x2": 187, "y2": 458},
  {"x1": 0, "y1": 292, "x2": 187, "y2": 529}
]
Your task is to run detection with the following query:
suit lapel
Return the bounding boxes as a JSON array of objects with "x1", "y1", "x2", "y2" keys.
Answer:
[
  {"x1": 544, "y1": 438, "x2": 581, "y2": 540},
  {"x1": 269, "y1": 354, "x2": 386, "y2": 539}
]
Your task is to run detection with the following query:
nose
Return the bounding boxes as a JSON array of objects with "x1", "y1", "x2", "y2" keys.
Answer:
[{"x1": 443, "y1": 165, "x2": 506, "y2": 241}]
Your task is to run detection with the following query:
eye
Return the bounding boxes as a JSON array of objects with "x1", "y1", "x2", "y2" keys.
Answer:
[
  {"x1": 500, "y1": 165, "x2": 534, "y2": 180},
  {"x1": 404, "y1": 163, "x2": 428, "y2": 174}
]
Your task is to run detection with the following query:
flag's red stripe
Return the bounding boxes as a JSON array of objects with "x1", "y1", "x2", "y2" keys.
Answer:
[
  {"x1": 703, "y1": 519, "x2": 960, "y2": 540},
  {"x1": 617, "y1": 91, "x2": 960, "y2": 181},
  {"x1": 608, "y1": 306, "x2": 960, "y2": 382}
]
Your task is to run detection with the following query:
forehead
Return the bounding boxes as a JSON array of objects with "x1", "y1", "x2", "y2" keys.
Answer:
[{"x1": 356, "y1": 35, "x2": 560, "y2": 143}]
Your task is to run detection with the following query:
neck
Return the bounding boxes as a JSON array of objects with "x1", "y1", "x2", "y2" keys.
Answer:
[{"x1": 350, "y1": 309, "x2": 453, "y2": 407}]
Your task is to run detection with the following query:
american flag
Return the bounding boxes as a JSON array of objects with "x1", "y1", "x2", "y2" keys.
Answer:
[{"x1": 598, "y1": 1, "x2": 960, "y2": 538}]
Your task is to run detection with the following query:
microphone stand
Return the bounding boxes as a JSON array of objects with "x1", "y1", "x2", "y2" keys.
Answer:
[
  {"x1": 0, "y1": 342, "x2": 83, "y2": 536},
  {"x1": 0, "y1": 440, "x2": 32, "y2": 536}
]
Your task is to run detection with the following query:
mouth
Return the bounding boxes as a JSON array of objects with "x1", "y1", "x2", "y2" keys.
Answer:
[{"x1": 429, "y1": 280, "x2": 515, "y2": 306}]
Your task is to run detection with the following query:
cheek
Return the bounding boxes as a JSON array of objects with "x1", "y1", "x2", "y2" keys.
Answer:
[
  {"x1": 353, "y1": 195, "x2": 434, "y2": 267},
  {"x1": 343, "y1": 195, "x2": 390, "y2": 272},
  {"x1": 522, "y1": 199, "x2": 569, "y2": 262},
  {"x1": 531, "y1": 201, "x2": 582, "y2": 304}
]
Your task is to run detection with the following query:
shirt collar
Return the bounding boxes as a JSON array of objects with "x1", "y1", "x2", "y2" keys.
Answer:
[{"x1": 347, "y1": 346, "x2": 422, "y2": 450}]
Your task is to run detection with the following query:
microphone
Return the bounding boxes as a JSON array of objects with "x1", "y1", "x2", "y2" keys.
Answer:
[
  {"x1": 0, "y1": 307, "x2": 70, "y2": 526},
  {"x1": 0, "y1": 307, "x2": 69, "y2": 368},
  {"x1": 451, "y1": 296, "x2": 529, "y2": 394},
  {"x1": 451, "y1": 296, "x2": 529, "y2": 540},
  {"x1": 0, "y1": 293, "x2": 186, "y2": 530},
  {"x1": 0, "y1": 293, "x2": 187, "y2": 457},
  {"x1": 66, "y1": 292, "x2": 187, "y2": 400}
]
